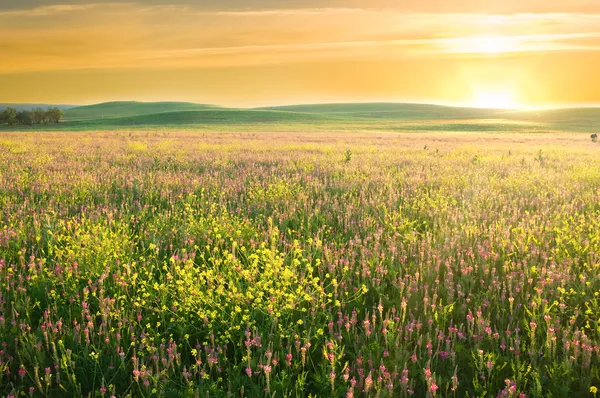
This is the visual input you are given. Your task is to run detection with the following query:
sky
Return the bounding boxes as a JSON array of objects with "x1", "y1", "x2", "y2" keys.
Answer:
[{"x1": 1, "y1": 0, "x2": 600, "y2": 108}]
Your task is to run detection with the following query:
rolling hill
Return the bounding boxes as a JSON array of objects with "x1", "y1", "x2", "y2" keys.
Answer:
[
  {"x1": 256, "y1": 102, "x2": 506, "y2": 120},
  {"x1": 62, "y1": 101, "x2": 221, "y2": 121},
  {"x1": 1, "y1": 101, "x2": 599, "y2": 133},
  {"x1": 499, "y1": 108, "x2": 600, "y2": 132},
  {"x1": 64, "y1": 108, "x2": 331, "y2": 128}
]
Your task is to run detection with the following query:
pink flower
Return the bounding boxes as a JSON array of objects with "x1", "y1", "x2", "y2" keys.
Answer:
[
  {"x1": 430, "y1": 382, "x2": 439, "y2": 392},
  {"x1": 529, "y1": 322, "x2": 537, "y2": 330},
  {"x1": 364, "y1": 372, "x2": 373, "y2": 392},
  {"x1": 424, "y1": 367, "x2": 432, "y2": 379}
]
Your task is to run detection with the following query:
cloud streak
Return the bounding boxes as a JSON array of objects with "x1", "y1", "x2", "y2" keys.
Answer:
[
  {"x1": 3, "y1": 0, "x2": 600, "y2": 13},
  {"x1": 2, "y1": 5, "x2": 600, "y2": 74},
  {"x1": 0, "y1": 3, "x2": 127, "y2": 16},
  {"x1": 1, "y1": 2, "x2": 600, "y2": 106}
]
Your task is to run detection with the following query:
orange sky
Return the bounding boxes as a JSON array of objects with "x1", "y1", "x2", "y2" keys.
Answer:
[{"x1": 1, "y1": 1, "x2": 600, "y2": 108}]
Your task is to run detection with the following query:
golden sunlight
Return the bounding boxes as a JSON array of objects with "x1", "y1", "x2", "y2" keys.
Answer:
[
  {"x1": 1, "y1": 3, "x2": 600, "y2": 107},
  {"x1": 471, "y1": 88, "x2": 520, "y2": 109}
]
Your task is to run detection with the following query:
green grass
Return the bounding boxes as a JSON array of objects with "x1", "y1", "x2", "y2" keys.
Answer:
[
  {"x1": 1, "y1": 101, "x2": 600, "y2": 133},
  {"x1": 1, "y1": 131, "x2": 600, "y2": 397},
  {"x1": 62, "y1": 101, "x2": 220, "y2": 121},
  {"x1": 256, "y1": 102, "x2": 505, "y2": 119},
  {"x1": 70, "y1": 109, "x2": 331, "y2": 126},
  {"x1": 501, "y1": 107, "x2": 600, "y2": 132}
]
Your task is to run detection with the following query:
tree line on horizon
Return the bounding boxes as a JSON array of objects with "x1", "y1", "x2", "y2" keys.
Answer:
[{"x1": 0, "y1": 107, "x2": 63, "y2": 126}]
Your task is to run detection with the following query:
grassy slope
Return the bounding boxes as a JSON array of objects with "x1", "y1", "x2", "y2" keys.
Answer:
[
  {"x1": 1, "y1": 101, "x2": 599, "y2": 132},
  {"x1": 60, "y1": 109, "x2": 335, "y2": 131},
  {"x1": 256, "y1": 102, "x2": 505, "y2": 119},
  {"x1": 501, "y1": 108, "x2": 600, "y2": 132},
  {"x1": 62, "y1": 101, "x2": 220, "y2": 121}
]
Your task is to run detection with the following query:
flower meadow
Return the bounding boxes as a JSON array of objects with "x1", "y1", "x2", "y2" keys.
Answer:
[{"x1": 1, "y1": 131, "x2": 600, "y2": 397}]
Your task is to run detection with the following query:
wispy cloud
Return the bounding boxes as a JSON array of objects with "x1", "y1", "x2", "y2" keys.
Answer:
[
  {"x1": 211, "y1": 7, "x2": 367, "y2": 16},
  {"x1": 1, "y1": 4, "x2": 600, "y2": 74},
  {"x1": 0, "y1": 3, "x2": 125, "y2": 16},
  {"x1": 1, "y1": 2, "x2": 600, "y2": 106},
  {"x1": 134, "y1": 32, "x2": 600, "y2": 58},
  {"x1": 3, "y1": 0, "x2": 600, "y2": 13}
]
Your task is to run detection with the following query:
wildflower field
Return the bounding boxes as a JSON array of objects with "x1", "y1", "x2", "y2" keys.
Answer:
[{"x1": 1, "y1": 131, "x2": 599, "y2": 397}]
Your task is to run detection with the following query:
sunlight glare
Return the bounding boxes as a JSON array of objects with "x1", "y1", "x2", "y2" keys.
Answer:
[
  {"x1": 448, "y1": 35, "x2": 521, "y2": 54},
  {"x1": 471, "y1": 88, "x2": 520, "y2": 109}
]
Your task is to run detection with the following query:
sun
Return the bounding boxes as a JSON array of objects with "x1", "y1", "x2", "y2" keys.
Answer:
[{"x1": 471, "y1": 88, "x2": 520, "y2": 109}]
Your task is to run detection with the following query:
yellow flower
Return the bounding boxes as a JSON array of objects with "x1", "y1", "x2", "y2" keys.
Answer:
[
  {"x1": 297, "y1": 319, "x2": 303, "y2": 325},
  {"x1": 591, "y1": 386, "x2": 598, "y2": 394}
]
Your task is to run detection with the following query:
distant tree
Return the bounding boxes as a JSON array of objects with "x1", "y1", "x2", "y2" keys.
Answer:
[
  {"x1": 16, "y1": 110, "x2": 33, "y2": 125},
  {"x1": 43, "y1": 109, "x2": 51, "y2": 124},
  {"x1": 0, "y1": 109, "x2": 6, "y2": 124},
  {"x1": 592, "y1": 133, "x2": 598, "y2": 143},
  {"x1": 31, "y1": 107, "x2": 45, "y2": 124},
  {"x1": 2, "y1": 107, "x2": 17, "y2": 126},
  {"x1": 46, "y1": 107, "x2": 63, "y2": 123},
  {"x1": 54, "y1": 107, "x2": 64, "y2": 123}
]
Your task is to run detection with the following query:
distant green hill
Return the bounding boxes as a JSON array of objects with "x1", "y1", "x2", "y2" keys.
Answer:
[
  {"x1": 63, "y1": 101, "x2": 220, "y2": 121},
  {"x1": 2, "y1": 101, "x2": 599, "y2": 133},
  {"x1": 64, "y1": 109, "x2": 330, "y2": 128},
  {"x1": 499, "y1": 108, "x2": 600, "y2": 132},
  {"x1": 256, "y1": 103, "x2": 505, "y2": 120}
]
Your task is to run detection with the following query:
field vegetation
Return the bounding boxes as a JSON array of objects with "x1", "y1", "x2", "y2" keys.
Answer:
[
  {"x1": 0, "y1": 130, "x2": 599, "y2": 397},
  {"x1": 2, "y1": 102, "x2": 600, "y2": 133}
]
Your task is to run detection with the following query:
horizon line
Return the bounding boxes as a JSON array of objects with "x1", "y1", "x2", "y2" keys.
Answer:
[{"x1": 2, "y1": 99, "x2": 600, "y2": 112}]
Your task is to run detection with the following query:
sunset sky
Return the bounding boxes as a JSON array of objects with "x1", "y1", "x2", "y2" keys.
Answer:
[{"x1": 2, "y1": 0, "x2": 600, "y2": 108}]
